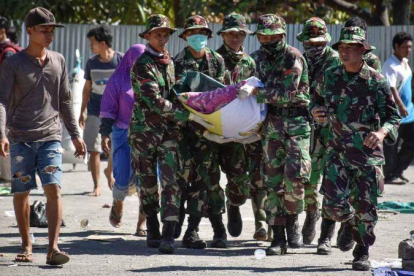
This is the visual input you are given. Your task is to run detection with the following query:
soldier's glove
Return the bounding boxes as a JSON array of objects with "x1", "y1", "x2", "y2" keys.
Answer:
[
  {"x1": 237, "y1": 84, "x2": 256, "y2": 100},
  {"x1": 189, "y1": 113, "x2": 214, "y2": 129},
  {"x1": 236, "y1": 133, "x2": 261, "y2": 144},
  {"x1": 203, "y1": 131, "x2": 236, "y2": 144}
]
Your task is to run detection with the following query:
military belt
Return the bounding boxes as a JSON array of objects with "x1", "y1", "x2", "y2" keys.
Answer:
[{"x1": 268, "y1": 106, "x2": 309, "y2": 117}]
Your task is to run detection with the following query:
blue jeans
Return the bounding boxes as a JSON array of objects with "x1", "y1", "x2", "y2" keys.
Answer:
[
  {"x1": 10, "y1": 141, "x2": 63, "y2": 194},
  {"x1": 112, "y1": 126, "x2": 138, "y2": 201}
]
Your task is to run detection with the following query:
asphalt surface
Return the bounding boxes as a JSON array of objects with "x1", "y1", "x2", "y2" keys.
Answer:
[{"x1": 0, "y1": 161, "x2": 413, "y2": 276}]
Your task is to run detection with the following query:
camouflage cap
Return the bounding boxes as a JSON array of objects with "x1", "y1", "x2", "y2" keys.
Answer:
[
  {"x1": 217, "y1": 13, "x2": 252, "y2": 35},
  {"x1": 252, "y1": 14, "x2": 286, "y2": 36},
  {"x1": 332, "y1": 26, "x2": 372, "y2": 52},
  {"x1": 179, "y1": 15, "x2": 213, "y2": 39},
  {"x1": 296, "y1": 17, "x2": 331, "y2": 43},
  {"x1": 139, "y1": 14, "x2": 177, "y2": 38}
]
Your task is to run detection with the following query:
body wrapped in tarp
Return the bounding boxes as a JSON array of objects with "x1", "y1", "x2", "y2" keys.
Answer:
[{"x1": 174, "y1": 72, "x2": 267, "y2": 139}]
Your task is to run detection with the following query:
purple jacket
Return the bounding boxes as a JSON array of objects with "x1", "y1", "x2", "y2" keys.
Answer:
[{"x1": 100, "y1": 44, "x2": 145, "y2": 129}]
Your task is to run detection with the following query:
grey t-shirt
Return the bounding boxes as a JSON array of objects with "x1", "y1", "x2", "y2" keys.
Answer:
[
  {"x1": 0, "y1": 50, "x2": 80, "y2": 142},
  {"x1": 84, "y1": 52, "x2": 123, "y2": 117}
]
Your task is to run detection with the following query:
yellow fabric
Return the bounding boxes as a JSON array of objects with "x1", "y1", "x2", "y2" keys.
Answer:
[{"x1": 182, "y1": 103, "x2": 223, "y2": 135}]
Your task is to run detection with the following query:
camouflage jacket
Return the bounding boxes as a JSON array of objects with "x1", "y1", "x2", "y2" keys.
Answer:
[
  {"x1": 130, "y1": 50, "x2": 189, "y2": 133},
  {"x1": 251, "y1": 42, "x2": 310, "y2": 108},
  {"x1": 174, "y1": 47, "x2": 225, "y2": 84},
  {"x1": 216, "y1": 44, "x2": 256, "y2": 85},
  {"x1": 305, "y1": 46, "x2": 341, "y2": 98},
  {"x1": 364, "y1": 51, "x2": 382, "y2": 72},
  {"x1": 311, "y1": 62, "x2": 400, "y2": 166}
]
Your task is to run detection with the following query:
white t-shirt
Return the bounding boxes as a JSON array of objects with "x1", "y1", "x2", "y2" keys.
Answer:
[{"x1": 382, "y1": 54, "x2": 414, "y2": 124}]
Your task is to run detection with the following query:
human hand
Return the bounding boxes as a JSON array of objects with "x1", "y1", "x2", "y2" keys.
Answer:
[
  {"x1": 101, "y1": 136, "x2": 111, "y2": 154},
  {"x1": 397, "y1": 103, "x2": 409, "y2": 117},
  {"x1": 0, "y1": 138, "x2": 9, "y2": 157},
  {"x1": 363, "y1": 130, "x2": 386, "y2": 149},
  {"x1": 203, "y1": 131, "x2": 235, "y2": 144},
  {"x1": 72, "y1": 137, "x2": 87, "y2": 158},
  {"x1": 237, "y1": 84, "x2": 257, "y2": 100},
  {"x1": 79, "y1": 112, "x2": 87, "y2": 130}
]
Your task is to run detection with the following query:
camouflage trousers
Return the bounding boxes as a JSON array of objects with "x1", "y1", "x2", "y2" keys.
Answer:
[
  {"x1": 186, "y1": 126, "x2": 224, "y2": 218},
  {"x1": 129, "y1": 130, "x2": 181, "y2": 222},
  {"x1": 244, "y1": 140, "x2": 267, "y2": 228},
  {"x1": 177, "y1": 125, "x2": 193, "y2": 202},
  {"x1": 262, "y1": 115, "x2": 311, "y2": 226},
  {"x1": 217, "y1": 142, "x2": 250, "y2": 208},
  {"x1": 244, "y1": 140, "x2": 266, "y2": 196},
  {"x1": 304, "y1": 125, "x2": 329, "y2": 212},
  {"x1": 322, "y1": 150, "x2": 384, "y2": 246}
]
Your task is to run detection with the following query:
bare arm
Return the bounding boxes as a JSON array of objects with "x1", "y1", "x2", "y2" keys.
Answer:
[
  {"x1": 79, "y1": 80, "x2": 92, "y2": 129},
  {"x1": 390, "y1": 86, "x2": 408, "y2": 117}
]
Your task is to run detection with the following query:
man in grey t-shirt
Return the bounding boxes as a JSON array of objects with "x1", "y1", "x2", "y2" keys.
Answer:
[
  {"x1": 79, "y1": 25, "x2": 123, "y2": 197},
  {"x1": 0, "y1": 8, "x2": 86, "y2": 265}
]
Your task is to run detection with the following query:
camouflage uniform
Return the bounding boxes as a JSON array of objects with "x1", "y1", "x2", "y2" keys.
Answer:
[
  {"x1": 174, "y1": 16, "x2": 226, "y2": 219},
  {"x1": 312, "y1": 27, "x2": 400, "y2": 247},
  {"x1": 216, "y1": 13, "x2": 256, "y2": 210},
  {"x1": 251, "y1": 15, "x2": 311, "y2": 227},
  {"x1": 364, "y1": 51, "x2": 382, "y2": 72},
  {"x1": 297, "y1": 18, "x2": 342, "y2": 213},
  {"x1": 129, "y1": 15, "x2": 188, "y2": 223}
]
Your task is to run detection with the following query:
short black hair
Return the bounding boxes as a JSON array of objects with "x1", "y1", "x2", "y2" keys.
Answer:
[
  {"x1": 0, "y1": 17, "x2": 8, "y2": 30},
  {"x1": 7, "y1": 26, "x2": 19, "y2": 44},
  {"x1": 345, "y1": 17, "x2": 367, "y2": 31},
  {"x1": 392, "y1": 31, "x2": 413, "y2": 50},
  {"x1": 87, "y1": 25, "x2": 113, "y2": 47}
]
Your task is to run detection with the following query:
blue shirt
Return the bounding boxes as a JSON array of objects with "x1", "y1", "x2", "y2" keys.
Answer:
[{"x1": 84, "y1": 52, "x2": 123, "y2": 116}]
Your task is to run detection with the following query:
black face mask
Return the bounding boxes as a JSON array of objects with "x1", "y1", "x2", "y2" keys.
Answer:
[
  {"x1": 262, "y1": 39, "x2": 285, "y2": 55},
  {"x1": 303, "y1": 44, "x2": 326, "y2": 58}
]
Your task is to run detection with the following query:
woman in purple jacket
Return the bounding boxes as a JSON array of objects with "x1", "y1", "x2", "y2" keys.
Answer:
[{"x1": 99, "y1": 44, "x2": 147, "y2": 235}]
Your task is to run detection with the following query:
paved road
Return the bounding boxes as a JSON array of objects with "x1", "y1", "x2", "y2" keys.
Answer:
[{"x1": 0, "y1": 162, "x2": 413, "y2": 275}]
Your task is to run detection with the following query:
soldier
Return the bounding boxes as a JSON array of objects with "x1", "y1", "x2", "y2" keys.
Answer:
[
  {"x1": 336, "y1": 16, "x2": 383, "y2": 253},
  {"x1": 213, "y1": 13, "x2": 267, "y2": 240},
  {"x1": 243, "y1": 14, "x2": 311, "y2": 255},
  {"x1": 296, "y1": 18, "x2": 341, "y2": 250},
  {"x1": 345, "y1": 17, "x2": 382, "y2": 72},
  {"x1": 173, "y1": 15, "x2": 227, "y2": 249},
  {"x1": 311, "y1": 26, "x2": 400, "y2": 270},
  {"x1": 129, "y1": 14, "x2": 210, "y2": 254}
]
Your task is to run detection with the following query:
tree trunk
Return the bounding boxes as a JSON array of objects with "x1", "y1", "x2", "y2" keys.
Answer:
[
  {"x1": 173, "y1": 0, "x2": 185, "y2": 27},
  {"x1": 392, "y1": 0, "x2": 412, "y2": 25}
]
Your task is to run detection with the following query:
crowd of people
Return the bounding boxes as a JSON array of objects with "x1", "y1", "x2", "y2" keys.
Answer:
[{"x1": 0, "y1": 7, "x2": 412, "y2": 272}]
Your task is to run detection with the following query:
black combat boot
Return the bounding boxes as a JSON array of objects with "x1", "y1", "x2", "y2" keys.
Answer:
[
  {"x1": 227, "y1": 205, "x2": 242, "y2": 237},
  {"x1": 146, "y1": 216, "x2": 161, "y2": 248},
  {"x1": 337, "y1": 221, "x2": 355, "y2": 252},
  {"x1": 286, "y1": 214, "x2": 302, "y2": 248},
  {"x1": 302, "y1": 209, "x2": 321, "y2": 244},
  {"x1": 158, "y1": 221, "x2": 176, "y2": 254},
  {"x1": 317, "y1": 218, "x2": 336, "y2": 255},
  {"x1": 174, "y1": 200, "x2": 186, "y2": 239},
  {"x1": 182, "y1": 215, "x2": 207, "y2": 249},
  {"x1": 266, "y1": 225, "x2": 288, "y2": 255},
  {"x1": 352, "y1": 244, "x2": 370, "y2": 271},
  {"x1": 209, "y1": 214, "x2": 227, "y2": 248}
]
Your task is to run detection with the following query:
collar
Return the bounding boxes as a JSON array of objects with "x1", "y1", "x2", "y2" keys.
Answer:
[
  {"x1": 145, "y1": 44, "x2": 164, "y2": 58},
  {"x1": 338, "y1": 61, "x2": 371, "y2": 82}
]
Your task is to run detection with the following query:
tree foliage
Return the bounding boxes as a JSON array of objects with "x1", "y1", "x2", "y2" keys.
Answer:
[{"x1": 1, "y1": 0, "x2": 413, "y2": 27}]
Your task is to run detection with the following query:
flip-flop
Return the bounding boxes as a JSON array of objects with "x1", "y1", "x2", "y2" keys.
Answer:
[
  {"x1": 14, "y1": 252, "x2": 34, "y2": 263},
  {"x1": 134, "y1": 229, "x2": 147, "y2": 237},
  {"x1": 46, "y1": 250, "x2": 70, "y2": 266},
  {"x1": 109, "y1": 201, "x2": 122, "y2": 228}
]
